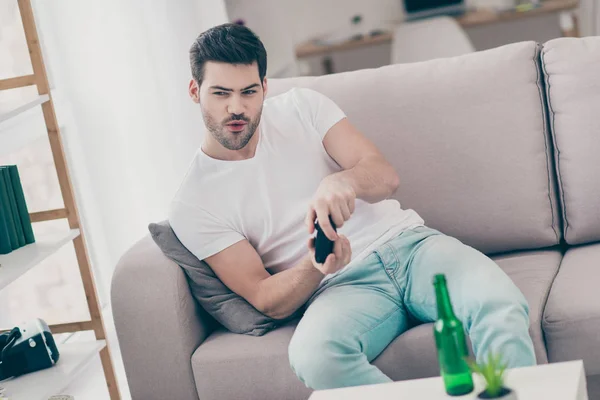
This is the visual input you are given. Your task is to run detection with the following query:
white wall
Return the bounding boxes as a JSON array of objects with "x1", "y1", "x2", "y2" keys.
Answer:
[
  {"x1": 285, "y1": 0, "x2": 403, "y2": 42},
  {"x1": 32, "y1": 0, "x2": 227, "y2": 302},
  {"x1": 579, "y1": 0, "x2": 600, "y2": 36},
  {"x1": 224, "y1": 0, "x2": 299, "y2": 78}
]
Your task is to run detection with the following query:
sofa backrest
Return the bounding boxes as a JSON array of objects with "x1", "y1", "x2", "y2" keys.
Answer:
[
  {"x1": 542, "y1": 37, "x2": 600, "y2": 246},
  {"x1": 268, "y1": 41, "x2": 561, "y2": 255}
]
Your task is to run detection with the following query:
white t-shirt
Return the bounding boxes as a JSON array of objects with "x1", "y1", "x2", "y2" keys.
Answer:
[{"x1": 168, "y1": 88, "x2": 424, "y2": 282}]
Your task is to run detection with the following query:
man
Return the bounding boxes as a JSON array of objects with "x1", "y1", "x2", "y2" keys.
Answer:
[{"x1": 169, "y1": 23, "x2": 536, "y2": 390}]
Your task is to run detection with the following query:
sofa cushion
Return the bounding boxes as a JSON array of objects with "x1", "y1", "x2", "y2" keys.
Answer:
[
  {"x1": 191, "y1": 250, "x2": 560, "y2": 399},
  {"x1": 543, "y1": 243, "x2": 600, "y2": 375},
  {"x1": 148, "y1": 220, "x2": 285, "y2": 336},
  {"x1": 541, "y1": 37, "x2": 600, "y2": 245},
  {"x1": 192, "y1": 321, "x2": 311, "y2": 400},
  {"x1": 491, "y1": 249, "x2": 560, "y2": 365},
  {"x1": 268, "y1": 41, "x2": 560, "y2": 255}
]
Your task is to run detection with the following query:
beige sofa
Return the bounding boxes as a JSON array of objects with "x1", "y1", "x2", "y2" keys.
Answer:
[{"x1": 112, "y1": 37, "x2": 600, "y2": 400}]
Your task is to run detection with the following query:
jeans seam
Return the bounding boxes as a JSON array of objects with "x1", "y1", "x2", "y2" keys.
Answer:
[
  {"x1": 379, "y1": 242, "x2": 407, "y2": 300},
  {"x1": 402, "y1": 232, "x2": 443, "y2": 308},
  {"x1": 357, "y1": 306, "x2": 403, "y2": 355}
]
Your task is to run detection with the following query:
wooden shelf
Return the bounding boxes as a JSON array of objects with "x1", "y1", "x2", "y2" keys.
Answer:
[
  {"x1": 296, "y1": 32, "x2": 393, "y2": 58},
  {"x1": 0, "y1": 340, "x2": 106, "y2": 400},
  {"x1": 457, "y1": 0, "x2": 579, "y2": 27},
  {"x1": 0, "y1": 229, "x2": 80, "y2": 290}
]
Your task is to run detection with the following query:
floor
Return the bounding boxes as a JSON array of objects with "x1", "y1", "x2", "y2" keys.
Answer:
[{"x1": 61, "y1": 306, "x2": 131, "y2": 400}]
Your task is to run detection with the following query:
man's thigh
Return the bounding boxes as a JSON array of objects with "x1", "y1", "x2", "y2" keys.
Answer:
[
  {"x1": 291, "y1": 253, "x2": 409, "y2": 362},
  {"x1": 401, "y1": 231, "x2": 527, "y2": 325}
]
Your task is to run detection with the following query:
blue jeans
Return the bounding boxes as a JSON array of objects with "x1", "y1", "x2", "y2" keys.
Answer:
[{"x1": 288, "y1": 226, "x2": 536, "y2": 390}]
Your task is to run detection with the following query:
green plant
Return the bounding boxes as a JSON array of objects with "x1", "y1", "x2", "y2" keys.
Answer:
[{"x1": 467, "y1": 352, "x2": 508, "y2": 398}]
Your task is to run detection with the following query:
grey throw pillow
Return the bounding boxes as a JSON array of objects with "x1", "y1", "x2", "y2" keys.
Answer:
[{"x1": 148, "y1": 220, "x2": 293, "y2": 336}]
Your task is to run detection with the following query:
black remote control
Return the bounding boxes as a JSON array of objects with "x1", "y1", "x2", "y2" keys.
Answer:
[{"x1": 314, "y1": 217, "x2": 337, "y2": 264}]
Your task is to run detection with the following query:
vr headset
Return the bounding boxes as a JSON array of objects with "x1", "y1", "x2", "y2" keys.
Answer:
[{"x1": 0, "y1": 318, "x2": 60, "y2": 381}]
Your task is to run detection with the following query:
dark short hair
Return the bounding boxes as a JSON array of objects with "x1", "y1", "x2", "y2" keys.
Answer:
[{"x1": 189, "y1": 23, "x2": 267, "y2": 87}]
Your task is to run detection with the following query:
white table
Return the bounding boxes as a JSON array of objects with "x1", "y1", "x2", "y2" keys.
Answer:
[{"x1": 309, "y1": 360, "x2": 588, "y2": 400}]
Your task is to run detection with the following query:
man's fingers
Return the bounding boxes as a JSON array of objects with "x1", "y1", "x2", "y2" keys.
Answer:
[
  {"x1": 335, "y1": 235, "x2": 350, "y2": 266},
  {"x1": 330, "y1": 207, "x2": 345, "y2": 229},
  {"x1": 307, "y1": 239, "x2": 321, "y2": 269},
  {"x1": 310, "y1": 236, "x2": 352, "y2": 274},
  {"x1": 349, "y1": 197, "x2": 356, "y2": 214},
  {"x1": 305, "y1": 207, "x2": 316, "y2": 234},
  {"x1": 323, "y1": 253, "x2": 336, "y2": 269},
  {"x1": 343, "y1": 236, "x2": 352, "y2": 265},
  {"x1": 333, "y1": 236, "x2": 344, "y2": 259},
  {"x1": 340, "y1": 202, "x2": 351, "y2": 222},
  {"x1": 316, "y1": 205, "x2": 338, "y2": 241}
]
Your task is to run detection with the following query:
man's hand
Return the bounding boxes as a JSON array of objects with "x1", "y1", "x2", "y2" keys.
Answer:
[
  {"x1": 305, "y1": 176, "x2": 356, "y2": 240},
  {"x1": 307, "y1": 234, "x2": 352, "y2": 276}
]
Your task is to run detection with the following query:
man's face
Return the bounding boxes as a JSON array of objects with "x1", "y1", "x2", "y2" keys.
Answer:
[{"x1": 190, "y1": 61, "x2": 267, "y2": 151}]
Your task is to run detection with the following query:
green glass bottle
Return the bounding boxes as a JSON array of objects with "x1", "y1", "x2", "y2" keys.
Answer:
[{"x1": 433, "y1": 274, "x2": 474, "y2": 396}]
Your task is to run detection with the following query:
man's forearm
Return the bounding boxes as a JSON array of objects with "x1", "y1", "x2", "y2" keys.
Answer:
[
  {"x1": 333, "y1": 155, "x2": 400, "y2": 203},
  {"x1": 257, "y1": 256, "x2": 324, "y2": 320}
]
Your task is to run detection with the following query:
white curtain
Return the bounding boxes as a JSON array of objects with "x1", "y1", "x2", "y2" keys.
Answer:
[{"x1": 30, "y1": 0, "x2": 228, "y2": 303}]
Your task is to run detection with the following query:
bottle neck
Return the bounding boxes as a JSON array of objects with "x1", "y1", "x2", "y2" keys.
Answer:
[{"x1": 435, "y1": 282, "x2": 457, "y2": 320}]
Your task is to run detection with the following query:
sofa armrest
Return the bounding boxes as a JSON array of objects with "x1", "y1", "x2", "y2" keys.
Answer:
[{"x1": 111, "y1": 234, "x2": 217, "y2": 400}]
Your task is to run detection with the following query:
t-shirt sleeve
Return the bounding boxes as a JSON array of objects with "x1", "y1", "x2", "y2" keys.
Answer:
[
  {"x1": 168, "y1": 200, "x2": 245, "y2": 261},
  {"x1": 293, "y1": 87, "x2": 347, "y2": 140}
]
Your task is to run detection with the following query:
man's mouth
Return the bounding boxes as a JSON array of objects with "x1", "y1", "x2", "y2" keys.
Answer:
[{"x1": 226, "y1": 121, "x2": 247, "y2": 132}]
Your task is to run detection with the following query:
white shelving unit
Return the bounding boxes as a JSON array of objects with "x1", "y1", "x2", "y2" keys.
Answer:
[
  {"x1": 0, "y1": 96, "x2": 49, "y2": 157},
  {"x1": 0, "y1": 94, "x2": 49, "y2": 124},
  {"x1": 0, "y1": 0, "x2": 120, "y2": 398},
  {"x1": 1, "y1": 341, "x2": 106, "y2": 400},
  {"x1": 0, "y1": 229, "x2": 80, "y2": 290}
]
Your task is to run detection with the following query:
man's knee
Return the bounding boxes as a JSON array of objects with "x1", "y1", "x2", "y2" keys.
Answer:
[
  {"x1": 466, "y1": 283, "x2": 530, "y2": 329},
  {"x1": 466, "y1": 285, "x2": 536, "y2": 367},
  {"x1": 288, "y1": 333, "x2": 349, "y2": 390}
]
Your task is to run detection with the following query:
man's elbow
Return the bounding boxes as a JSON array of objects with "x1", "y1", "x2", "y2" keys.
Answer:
[
  {"x1": 388, "y1": 170, "x2": 400, "y2": 197},
  {"x1": 373, "y1": 155, "x2": 400, "y2": 197},
  {"x1": 262, "y1": 303, "x2": 294, "y2": 320},
  {"x1": 254, "y1": 296, "x2": 292, "y2": 321}
]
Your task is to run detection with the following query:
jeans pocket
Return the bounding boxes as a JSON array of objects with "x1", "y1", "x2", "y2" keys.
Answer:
[{"x1": 374, "y1": 243, "x2": 399, "y2": 273}]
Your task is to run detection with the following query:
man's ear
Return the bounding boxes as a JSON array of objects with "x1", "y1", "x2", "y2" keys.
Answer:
[
  {"x1": 262, "y1": 77, "x2": 268, "y2": 98},
  {"x1": 189, "y1": 79, "x2": 200, "y2": 103}
]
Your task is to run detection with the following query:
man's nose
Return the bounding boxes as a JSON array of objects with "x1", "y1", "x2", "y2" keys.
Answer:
[{"x1": 227, "y1": 95, "x2": 245, "y2": 115}]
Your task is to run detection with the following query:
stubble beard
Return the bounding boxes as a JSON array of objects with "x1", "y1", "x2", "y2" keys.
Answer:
[{"x1": 203, "y1": 107, "x2": 262, "y2": 151}]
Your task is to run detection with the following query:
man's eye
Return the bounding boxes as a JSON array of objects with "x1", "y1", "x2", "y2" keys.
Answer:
[
  {"x1": 213, "y1": 92, "x2": 228, "y2": 96},
  {"x1": 243, "y1": 90, "x2": 256, "y2": 95}
]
